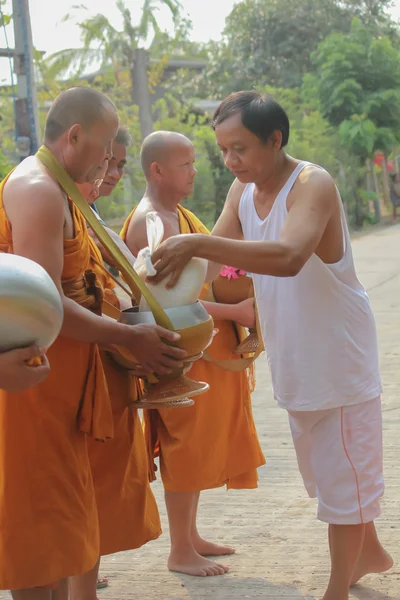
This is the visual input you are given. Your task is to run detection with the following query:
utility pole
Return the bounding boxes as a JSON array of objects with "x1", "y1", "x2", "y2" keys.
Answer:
[
  {"x1": 11, "y1": 0, "x2": 40, "y2": 161},
  {"x1": 132, "y1": 48, "x2": 154, "y2": 140}
]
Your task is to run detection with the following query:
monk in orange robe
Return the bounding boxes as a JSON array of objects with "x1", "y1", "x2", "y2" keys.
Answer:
[
  {"x1": 69, "y1": 167, "x2": 161, "y2": 600},
  {"x1": 121, "y1": 130, "x2": 265, "y2": 577},
  {"x1": 0, "y1": 89, "x2": 184, "y2": 600}
]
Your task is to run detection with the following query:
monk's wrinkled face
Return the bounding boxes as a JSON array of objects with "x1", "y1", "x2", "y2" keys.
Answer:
[
  {"x1": 215, "y1": 112, "x2": 282, "y2": 185},
  {"x1": 155, "y1": 142, "x2": 197, "y2": 198},
  {"x1": 99, "y1": 141, "x2": 127, "y2": 197},
  {"x1": 65, "y1": 107, "x2": 119, "y2": 184}
]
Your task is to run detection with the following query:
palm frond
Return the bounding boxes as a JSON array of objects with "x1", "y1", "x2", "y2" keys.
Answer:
[{"x1": 45, "y1": 47, "x2": 102, "y2": 79}]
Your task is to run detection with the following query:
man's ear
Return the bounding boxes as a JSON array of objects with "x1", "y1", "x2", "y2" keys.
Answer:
[
  {"x1": 271, "y1": 130, "x2": 283, "y2": 151},
  {"x1": 150, "y1": 161, "x2": 162, "y2": 180},
  {"x1": 67, "y1": 124, "x2": 82, "y2": 146}
]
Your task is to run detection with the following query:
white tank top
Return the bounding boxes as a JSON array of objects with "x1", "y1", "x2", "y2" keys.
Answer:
[{"x1": 238, "y1": 161, "x2": 382, "y2": 411}]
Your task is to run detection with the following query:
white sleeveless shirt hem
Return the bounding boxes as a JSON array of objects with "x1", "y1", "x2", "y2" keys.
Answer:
[{"x1": 274, "y1": 382, "x2": 382, "y2": 412}]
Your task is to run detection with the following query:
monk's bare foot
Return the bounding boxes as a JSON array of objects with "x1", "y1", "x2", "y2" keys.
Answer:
[
  {"x1": 322, "y1": 589, "x2": 348, "y2": 600},
  {"x1": 350, "y1": 548, "x2": 393, "y2": 586},
  {"x1": 193, "y1": 536, "x2": 235, "y2": 557},
  {"x1": 168, "y1": 547, "x2": 229, "y2": 577}
]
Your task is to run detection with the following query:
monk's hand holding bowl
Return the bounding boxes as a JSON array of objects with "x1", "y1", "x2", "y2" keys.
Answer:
[
  {"x1": 0, "y1": 345, "x2": 50, "y2": 392},
  {"x1": 232, "y1": 297, "x2": 256, "y2": 329},
  {"x1": 150, "y1": 234, "x2": 200, "y2": 288},
  {"x1": 120, "y1": 324, "x2": 187, "y2": 376}
]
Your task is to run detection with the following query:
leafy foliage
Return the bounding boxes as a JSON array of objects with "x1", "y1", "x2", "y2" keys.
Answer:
[{"x1": 1, "y1": 0, "x2": 400, "y2": 230}]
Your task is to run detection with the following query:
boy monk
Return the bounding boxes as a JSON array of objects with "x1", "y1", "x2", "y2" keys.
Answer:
[
  {"x1": 121, "y1": 130, "x2": 265, "y2": 577},
  {"x1": 69, "y1": 167, "x2": 161, "y2": 600},
  {"x1": 149, "y1": 92, "x2": 393, "y2": 600},
  {"x1": 0, "y1": 88, "x2": 185, "y2": 599}
]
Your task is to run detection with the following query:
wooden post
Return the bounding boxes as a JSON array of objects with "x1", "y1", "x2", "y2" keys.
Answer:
[{"x1": 132, "y1": 48, "x2": 153, "y2": 140}]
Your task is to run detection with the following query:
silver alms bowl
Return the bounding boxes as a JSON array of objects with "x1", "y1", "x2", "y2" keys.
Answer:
[
  {"x1": 119, "y1": 301, "x2": 210, "y2": 330},
  {"x1": 0, "y1": 253, "x2": 64, "y2": 351}
]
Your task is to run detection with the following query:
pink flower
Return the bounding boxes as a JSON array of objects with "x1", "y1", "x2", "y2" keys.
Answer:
[{"x1": 220, "y1": 266, "x2": 247, "y2": 280}]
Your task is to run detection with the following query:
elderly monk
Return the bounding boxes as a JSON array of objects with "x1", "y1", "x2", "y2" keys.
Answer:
[
  {"x1": 69, "y1": 165, "x2": 161, "y2": 600},
  {"x1": 0, "y1": 88, "x2": 185, "y2": 600},
  {"x1": 121, "y1": 131, "x2": 265, "y2": 577},
  {"x1": 0, "y1": 345, "x2": 50, "y2": 391}
]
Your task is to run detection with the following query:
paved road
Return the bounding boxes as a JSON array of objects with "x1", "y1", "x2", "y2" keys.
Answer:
[{"x1": 99, "y1": 222, "x2": 400, "y2": 600}]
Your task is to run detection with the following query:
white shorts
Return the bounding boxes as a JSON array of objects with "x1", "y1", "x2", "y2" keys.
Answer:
[{"x1": 288, "y1": 397, "x2": 384, "y2": 525}]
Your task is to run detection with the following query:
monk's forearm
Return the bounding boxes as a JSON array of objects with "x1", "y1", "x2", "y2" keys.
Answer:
[
  {"x1": 194, "y1": 235, "x2": 300, "y2": 277},
  {"x1": 61, "y1": 296, "x2": 130, "y2": 346},
  {"x1": 201, "y1": 300, "x2": 238, "y2": 321}
]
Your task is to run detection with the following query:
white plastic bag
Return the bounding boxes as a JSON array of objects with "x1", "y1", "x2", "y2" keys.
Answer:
[{"x1": 134, "y1": 211, "x2": 207, "y2": 311}]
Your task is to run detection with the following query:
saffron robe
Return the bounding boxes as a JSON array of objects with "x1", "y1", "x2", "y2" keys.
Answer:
[
  {"x1": 120, "y1": 205, "x2": 265, "y2": 492},
  {"x1": 87, "y1": 238, "x2": 161, "y2": 555},
  {"x1": 0, "y1": 173, "x2": 113, "y2": 590}
]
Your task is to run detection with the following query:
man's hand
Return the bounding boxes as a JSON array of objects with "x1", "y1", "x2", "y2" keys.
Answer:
[
  {"x1": 0, "y1": 346, "x2": 50, "y2": 392},
  {"x1": 150, "y1": 234, "x2": 200, "y2": 288},
  {"x1": 122, "y1": 324, "x2": 187, "y2": 375}
]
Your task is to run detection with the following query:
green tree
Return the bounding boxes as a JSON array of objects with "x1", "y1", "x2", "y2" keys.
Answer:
[
  {"x1": 312, "y1": 18, "x2": 400, "y2": 224},
  {"x1": 47, "y1": 0, "x2": 183, "y2": 139},
  {"x1": 199, "y1": 0, "x2": 398, "y2": 94}
]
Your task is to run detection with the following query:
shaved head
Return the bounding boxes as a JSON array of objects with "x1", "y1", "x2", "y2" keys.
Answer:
[
  {"x1": 140, "y1": 130, "x2": 197, "y2": 199},
  {"x1": 44, "y1": 87, "x2": 117, "y2": 143},
  {"x1": 141, "y1": 131, "x2": 193, "y2": 177},
  {"x1": 42, "y1": 87, "x2": 119, "y2": 184}
]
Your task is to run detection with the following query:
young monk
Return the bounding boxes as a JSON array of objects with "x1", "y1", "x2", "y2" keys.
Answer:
[
  {"x1": 149, "y1": 92, "x2": 393, "y2": 600},
  {"x1": 0, "y1": 87, "x2": 185, "y2": 600},
  {"x1": 121, "y1": 130, "x2": 265, "y2": 578},
  {"x1": 0, "y1": 345, "x2": 49, "y2": 391},
  {"x1": 88, "y1": 127, "x2": 136, "y2": 268},
  {"x1": 69, "y1": 167, "x2": 161, "y2": 600}
]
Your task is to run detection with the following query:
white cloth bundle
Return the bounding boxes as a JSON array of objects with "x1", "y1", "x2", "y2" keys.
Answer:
[{"x1": 134, "y1": 211, "x2": 207, "y2": 311}]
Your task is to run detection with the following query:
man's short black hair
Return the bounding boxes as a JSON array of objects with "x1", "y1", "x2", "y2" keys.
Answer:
[{"x1": 212, "y1": 91, "x2": 290, "y2": 148}]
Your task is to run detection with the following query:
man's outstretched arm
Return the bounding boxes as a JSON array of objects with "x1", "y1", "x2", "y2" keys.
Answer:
[{"x1": 151, "y1": 169, "x2": 337, "y2": 286}]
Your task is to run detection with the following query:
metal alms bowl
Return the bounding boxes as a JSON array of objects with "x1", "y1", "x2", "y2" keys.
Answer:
[
  {"x1": 120, "y1": 301, "x2": 210, "y2": 329},
  {"x1": 0, "y1": 253, "x2": 64, "y2": 352},
  {"x1": 111, "y1": 301, "x2": 214, "y2": 373}
]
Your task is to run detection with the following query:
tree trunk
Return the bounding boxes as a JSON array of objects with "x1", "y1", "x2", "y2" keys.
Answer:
[
  {"x1": 393, "y1": 147, "x2": 399, "y2": 174},
  {"x1": 366, "y1": 158, "x2": 380, "y2": 223},
  {"x1": 381, "y1": 156, "x2": 391, "y2": 209},
  {"x1": 131, "y1": 48, "x2": 153, "y2": 140}
]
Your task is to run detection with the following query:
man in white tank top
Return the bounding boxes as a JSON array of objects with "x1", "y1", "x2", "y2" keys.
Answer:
[{"x1": 150, "y1": 92, "x2": 393, "y2": 600}]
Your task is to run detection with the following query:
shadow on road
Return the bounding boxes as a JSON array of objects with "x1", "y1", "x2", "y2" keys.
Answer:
[
  {"x1": 171, "y1": 574, "x2": 314, "y2": 599},
  {"x1": 351, "y1": 582, "x2": 398, "y2": 600}
]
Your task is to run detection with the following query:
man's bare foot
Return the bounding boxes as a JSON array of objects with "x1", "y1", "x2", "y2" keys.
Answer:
[
  {"x1": 168, "y1": 547, "x2": 229, "y2": 577},
  {"x1": 350, "y1": 548, "x2": 393, "y2": 586},
  {"x1": 193, "y1": 536, "x2": 236, "y2": 557}
]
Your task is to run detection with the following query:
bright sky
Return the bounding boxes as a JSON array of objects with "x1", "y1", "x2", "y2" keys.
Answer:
[
  {"x1": 0, "y1": 0, "x2": 238, "y2": 84},
  {"x1": 0, "y1": 0, "x2": 399, "y2": 84}
]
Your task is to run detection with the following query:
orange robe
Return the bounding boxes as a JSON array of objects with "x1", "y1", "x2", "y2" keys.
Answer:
[
  {"x1": 0, "y1": 174, "x2": 113, "y2": 590},
  {"x1": 120, "y1": 206, "x2": 265, "y2": 493},
  {"x1": 87, "y1": 238, "x2": 161, "y2": 556}
]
